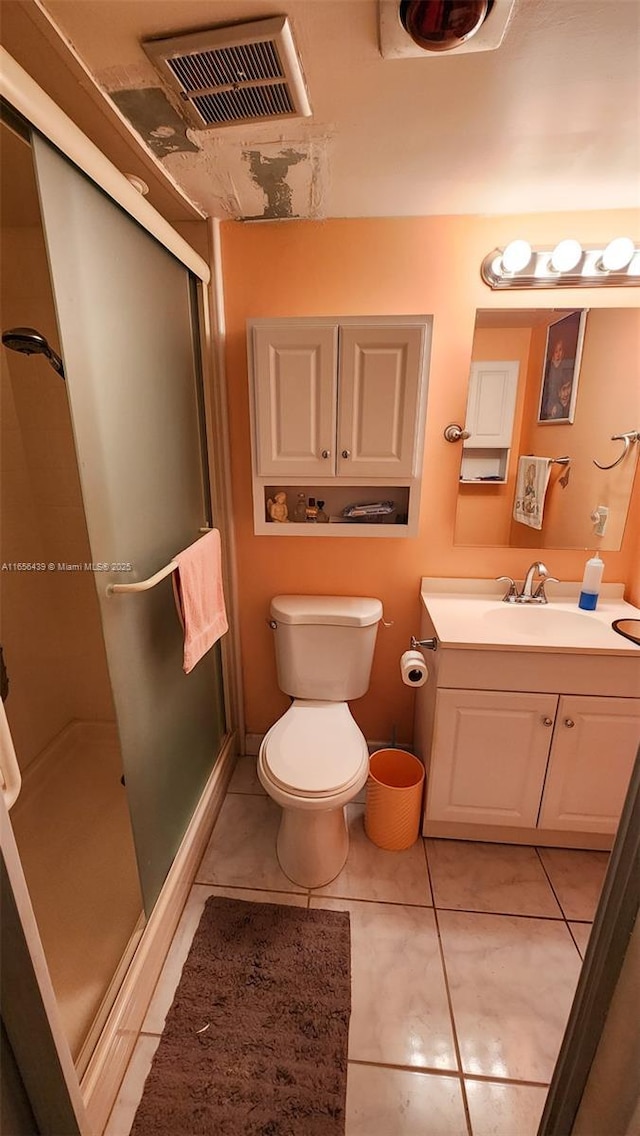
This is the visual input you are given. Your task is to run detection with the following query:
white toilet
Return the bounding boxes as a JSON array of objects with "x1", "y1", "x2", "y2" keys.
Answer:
[{"x1": 258, "y1": 595, "x2": 383, "y2": 888}]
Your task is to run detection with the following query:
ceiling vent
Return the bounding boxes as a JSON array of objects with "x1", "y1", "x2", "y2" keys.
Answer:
[
  {"x1": 142, "y1": 16, "x2": 311, "y2": 130},
  {"x1": 379, "y1": 0, "x2": 516, "y2": 58}
]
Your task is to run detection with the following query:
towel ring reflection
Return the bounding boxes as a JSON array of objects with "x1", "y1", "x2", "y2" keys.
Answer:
[{"x1": 593, "y1": 431, "x2": 640, "y2": 471}]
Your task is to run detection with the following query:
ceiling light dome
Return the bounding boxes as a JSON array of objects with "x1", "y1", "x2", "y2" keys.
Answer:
[
  {"x1": 399, "y1": 0, "x2": 491, "y2": 52},
  {"x1": 550, "y1": 239, "x2": 583, "y2": 273}
]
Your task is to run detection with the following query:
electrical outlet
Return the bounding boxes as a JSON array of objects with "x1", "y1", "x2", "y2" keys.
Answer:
[{"x1": 590, "y1": 506, "x2": 609, "y2": 536}]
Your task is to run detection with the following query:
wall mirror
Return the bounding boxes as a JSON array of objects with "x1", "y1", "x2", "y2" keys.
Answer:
[{"x1": 454, "y1": 307, "x2": 640, "y2": 550}]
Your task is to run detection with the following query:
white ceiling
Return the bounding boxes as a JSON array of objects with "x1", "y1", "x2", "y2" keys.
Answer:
[{"x1": 35, "y1": 0, "x2": 640, "y2": 221}]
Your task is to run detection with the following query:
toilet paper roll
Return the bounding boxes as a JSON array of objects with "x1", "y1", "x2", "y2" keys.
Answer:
[{"x1": 400, "y1": 650, "x2": 428, "y2": 688}]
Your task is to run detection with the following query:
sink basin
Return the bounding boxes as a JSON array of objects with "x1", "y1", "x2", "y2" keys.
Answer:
[
  {"x1": 482, "y1": 605, "x2": 608, "y2": 641},
  {"x1": 419, "y1": 579, "x2": 640, "y2": 654}
]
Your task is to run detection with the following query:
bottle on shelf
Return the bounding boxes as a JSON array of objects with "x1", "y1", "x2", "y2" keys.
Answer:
[
  {"x1": 292, "y1": 492, "x2": 307, "y2": 523},
  {"x1": 306, "y1": 497, "x2": 318, "y2": 522},
  {"x1": 316, "y1": 500, "x2": 329, "y2": 523}
]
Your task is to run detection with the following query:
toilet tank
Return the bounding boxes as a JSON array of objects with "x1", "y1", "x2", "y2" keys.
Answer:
[{"x1": 270, "y1": 595, "x2": 383, "y2": 701}]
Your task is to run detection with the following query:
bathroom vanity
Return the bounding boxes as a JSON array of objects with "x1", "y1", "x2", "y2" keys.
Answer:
[{"x1": 414, "y1": 579, "x2": 640, "y2": 850}]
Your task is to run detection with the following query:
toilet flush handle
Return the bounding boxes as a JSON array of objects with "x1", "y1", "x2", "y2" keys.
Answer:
[{"x1": 268, "y1": 619, "x2": 278, "y2": 630}]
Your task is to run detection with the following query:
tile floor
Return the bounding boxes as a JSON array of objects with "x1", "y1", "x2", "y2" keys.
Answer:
[{"x1": 105, "y1": 757, "x2": 609, "y2": 1136}]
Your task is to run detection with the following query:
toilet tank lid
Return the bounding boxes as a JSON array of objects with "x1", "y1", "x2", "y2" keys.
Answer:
[{"x1": 270, "y1": 595, "x2": 383, "y2": 627}]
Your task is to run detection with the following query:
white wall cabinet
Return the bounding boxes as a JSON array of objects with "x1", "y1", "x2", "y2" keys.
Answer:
[
  {"x1": 425, "y1": 689, "x2": 640, "y2": 839},
  {"x1": 252, "y1": 323, "x2": 338, "y2": 480},
  {"x1": 247, "y1": 316, "x2": 431, "y2": 535},
  {"x1": 460, "y1": 360, "x2": 519, "y2": 483}
]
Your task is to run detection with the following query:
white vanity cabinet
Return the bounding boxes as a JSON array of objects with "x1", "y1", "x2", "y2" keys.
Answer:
[
  {"x1": 427, "y1": 689, "x2": 640, "y2": 837},
  {"x1": 247, "y1": 316, "x2": 431, "y2": 535},
  {"x1": 427, "y1": 689, "x2": 558, "y2": 828},
  {"x1": 537, "y1": 695, "x2": 640, "y2": 833},
  {"x1": 415, "y1": 580, "x2": 640, "y2": 850}
]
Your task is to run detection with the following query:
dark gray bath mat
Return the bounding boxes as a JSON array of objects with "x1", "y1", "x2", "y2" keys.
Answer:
[{"x1": 131, "y1": 897, "x2": 351, "y2": 1136}]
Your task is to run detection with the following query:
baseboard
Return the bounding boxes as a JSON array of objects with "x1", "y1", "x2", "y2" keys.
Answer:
[
  {"x1": 368, "y1": 739, "x2": 414, "y2": 755},
  {"x1": 422, "y1": 818, "x2": 613, "y2": 850},
  {"x1": 81, "y1": 732, "x2": 237, "y2": 1135}
]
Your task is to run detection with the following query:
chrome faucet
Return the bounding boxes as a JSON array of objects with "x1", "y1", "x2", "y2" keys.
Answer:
[
  {"x1": 497, "y1": 561, "x2": 559, "y2": 604},
  {"x1": 521, "y1": 561, "x2": 548, "y2": 600}
]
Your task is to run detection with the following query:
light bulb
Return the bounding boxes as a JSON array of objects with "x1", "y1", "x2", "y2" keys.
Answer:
[
  {"x1": 600, "y1": 237, "x2": 635, "y2": 272},
  {"x1": 501, "y1": 239, "x2": 532, "y2": 274},
  {"x1": 550, "y1": 239, "x2": 583, "y2": 273}
]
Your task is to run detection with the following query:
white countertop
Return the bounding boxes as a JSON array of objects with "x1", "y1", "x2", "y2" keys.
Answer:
[{"x1": 420, "y1": 578, "x2": 640, "y2": 656}]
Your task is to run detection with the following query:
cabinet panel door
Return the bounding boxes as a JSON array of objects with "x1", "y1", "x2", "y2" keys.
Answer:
[
  {"x1": 463, "y1": 361, "x2": 519, "y2": 448},
  {"x1": 253, "y1": 324, "x2": 338, "y2": 477},
  {"x1": 337, "y1": 325, "x2": 424, "y2": 477},
  {"x1": 538, "y1": 696, "x2": 640, "y2": 834},
  {"x1": 426, "y1": 689, "x2": 557, "y2": 827}
]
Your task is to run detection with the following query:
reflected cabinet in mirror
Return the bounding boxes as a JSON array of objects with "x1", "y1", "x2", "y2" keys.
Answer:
[{"x1": 454, "y1": 308, "x2": 640, "y2": 550}]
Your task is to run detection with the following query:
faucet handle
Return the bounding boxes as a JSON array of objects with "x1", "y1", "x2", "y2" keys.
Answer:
[
  {"x1": 533, "y1": 576, "x2": 560, "y2": 602},
  {"x1": 496, "y1": 575, "x2": 518, "y2": 602}
]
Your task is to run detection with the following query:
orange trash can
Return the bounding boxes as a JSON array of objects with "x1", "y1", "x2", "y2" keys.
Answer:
[{"x1": 364, "y1": 749, "x2": 425, "y2": 851}]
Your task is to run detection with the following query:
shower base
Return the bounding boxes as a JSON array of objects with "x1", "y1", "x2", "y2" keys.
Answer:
[{"x1": 9, "y1": 720, "x2": 144, "y2": 1067}]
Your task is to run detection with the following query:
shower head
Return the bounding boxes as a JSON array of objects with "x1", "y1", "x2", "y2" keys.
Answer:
[{"x1": 2, "y1": 326, "x2": 65, "y2": 378}]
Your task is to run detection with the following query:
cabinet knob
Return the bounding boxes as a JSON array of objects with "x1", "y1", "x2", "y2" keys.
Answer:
[
  {"x1": 542, "y1": 716, "x2": 553, "y2": 727},
  {"x1": 341, "y1": 449, "x2": 351, "y2": 459},
  {"x1": 564, "y1": 718, "x2": 575, "y2": 728},
  {"x1": 321, "y1": 449, "x2": 330, "y2": 459}
]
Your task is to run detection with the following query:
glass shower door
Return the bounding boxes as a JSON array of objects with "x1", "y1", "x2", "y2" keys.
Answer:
[
  {"x1": 32, "y1": 134, "x2": 226, "y2": 913},
  {"x1": 1, "y1": 114, "x2": 145, "y2": 1069}
]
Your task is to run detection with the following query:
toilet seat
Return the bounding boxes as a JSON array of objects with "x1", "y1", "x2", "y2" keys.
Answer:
[{"x1": 262, "y1": 700, "x2": 368, "y2": 798}]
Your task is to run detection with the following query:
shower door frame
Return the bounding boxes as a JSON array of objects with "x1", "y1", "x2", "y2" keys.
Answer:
[{"x1": 0, "y1": 46, "x2": 241, "y2": 1135}]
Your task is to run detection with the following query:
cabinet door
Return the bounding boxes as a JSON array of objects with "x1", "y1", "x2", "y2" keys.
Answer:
[
  {"x1": 426, "y1": 689, "x2": 557, "y2": 827},
  {"x1": 463, "y1": 361, "x2": 519, "y2": 448},
  {"x1": 337, "y1": 324, "x2": 425, "y2": 478},
  {"x1": 252, "y1": 323, "x2": 338, "y2": 477},
  {"x1": 538, "y1": 696, "x2": 640, "y2": 834}
]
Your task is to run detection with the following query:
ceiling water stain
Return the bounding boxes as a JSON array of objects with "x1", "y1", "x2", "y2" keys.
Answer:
[
  {"x1": 109, "y1": 88, "x2": 200, "y2": 157},
  {"x1": 243, "y1": 148, "x2": 306, "y2": 219}
]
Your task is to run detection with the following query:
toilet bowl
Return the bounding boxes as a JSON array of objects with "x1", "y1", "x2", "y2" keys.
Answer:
[{"x1": 258, "y1": 699, "x2": 370, "y2": 887}]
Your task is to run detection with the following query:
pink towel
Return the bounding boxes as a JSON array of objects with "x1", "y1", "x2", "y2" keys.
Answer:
[{"x1": 172, "y1": 530, "x2": 228, "y2": 674}]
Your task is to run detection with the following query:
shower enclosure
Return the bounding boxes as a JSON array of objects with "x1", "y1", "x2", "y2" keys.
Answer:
[{"x1": 0, "y1": 103, "x2": 228, "y2": 1089}]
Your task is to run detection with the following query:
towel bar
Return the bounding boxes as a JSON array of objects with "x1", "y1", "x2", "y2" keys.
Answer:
[
  {"x1": 106, "y1": 560, "x2": 178, "y2": 595},
  {"x1": 526, "y1": 454, "x2": 570, "y2": 466},
  {"x1": 106, "y1": 528, "x2": 212, "y2": 595}
]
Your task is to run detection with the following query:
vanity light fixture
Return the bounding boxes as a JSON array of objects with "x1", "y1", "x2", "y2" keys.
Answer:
[
  {"x1": 600, "y1": 236, "x2": 636, "y2": 272},
  {"x1": 500, "y1": 239, "x2": 533, "y2": 274},
  {"x1": 549, "y1": 239, "x2": 583, "y2": 273},
  {"x1": 481, "y1": 238, "x2": 640, "y2": 289}
]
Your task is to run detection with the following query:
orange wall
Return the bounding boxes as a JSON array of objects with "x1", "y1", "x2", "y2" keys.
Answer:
[{"x1": 220, "y1": 211, "x2": 640, "y2": 744}]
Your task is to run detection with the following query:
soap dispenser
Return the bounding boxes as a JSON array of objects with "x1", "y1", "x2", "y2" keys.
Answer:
[{"x1": 578, "y1": 553, "x2": 604, "y2": 611}]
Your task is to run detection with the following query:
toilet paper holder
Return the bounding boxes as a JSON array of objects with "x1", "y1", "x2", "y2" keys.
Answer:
[{"x1": 410, "y1": 635, "x2": 438, "y2": 651}]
